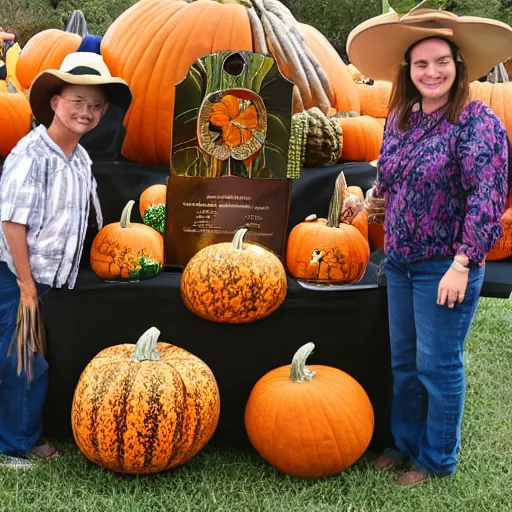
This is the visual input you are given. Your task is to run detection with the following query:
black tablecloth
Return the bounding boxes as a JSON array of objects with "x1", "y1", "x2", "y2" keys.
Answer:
[{"x1": 42, "y1": 262, "x2": 395, "y2": 452}]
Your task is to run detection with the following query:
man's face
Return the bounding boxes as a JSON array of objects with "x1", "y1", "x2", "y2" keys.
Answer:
[{"x1": 50, "y1": 84, "x2": 107, "y2": 137}]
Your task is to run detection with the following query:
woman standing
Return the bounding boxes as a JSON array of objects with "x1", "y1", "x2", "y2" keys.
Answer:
[{"x1": 347, "y1": 7, "x2": 512, "y2": 485}]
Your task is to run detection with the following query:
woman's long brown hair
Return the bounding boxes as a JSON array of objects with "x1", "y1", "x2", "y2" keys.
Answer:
[{"x1": 387, "y1": 37, "x2": 470, "y2": 131}]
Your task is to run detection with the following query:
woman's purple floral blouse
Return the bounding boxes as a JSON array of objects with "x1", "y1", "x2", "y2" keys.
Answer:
[{"x1": 376, "y1": 100, "x2": 509, "y2": 266}]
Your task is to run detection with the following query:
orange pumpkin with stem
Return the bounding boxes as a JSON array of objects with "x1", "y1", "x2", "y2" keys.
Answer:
[
  {"x1": 286, "y1": 171, "x2": 370, "y2": 283},
  {"x1": 244, "y1": 342, "x2": 374, "y2": 478},
  {"x1": 180, "y1": 227, "x2": 287, "y2": 324},
  {"x1": 90, "y1": 200, "x2": 164, "y2": 281},
  {"x1": 139, "y1": 183, "x2": 167, "y2": 234},
  {"x1": 72, "y1": 326, "x2": 220, "y2": 475},
  {"x1": 334, "y1": 114, "x2": 384, "y2": 162}
]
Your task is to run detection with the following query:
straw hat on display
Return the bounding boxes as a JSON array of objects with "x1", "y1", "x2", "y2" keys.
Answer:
[
  {"x1": 29, "y1": 51, "x2": 132, "y2": 127},
  {"x1": 346, "y1": 0, "x2": 512, "y2": 82}
]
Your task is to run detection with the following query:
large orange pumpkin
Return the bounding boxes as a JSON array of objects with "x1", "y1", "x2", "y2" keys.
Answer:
[
  {"x1": 487, "y1": 194, "x2": 512, "y2": 261},
  {"x1": 100, "y1": 0, "x2": 359, "y2": 165},
  {"x1": 245, "y1": 342, "x2": 374, "y2": 478},
  {"x1": 16, "y1": 29, "x2": 82, "y2": 91},
  {"x1": 286, "y1": 171, "x2": 370, "y2": 283},
  {"x1": 90, "y1": 200, "x2": 164, "y2": 281},
  {"x1": 333, "y1": 114, "x2": 384, "y2": 162},
  {"x1": 72, "y1": 326, "x2": 220, "y2": 474},
  {"x1": 139, "y1": 183, "x2": 167, "y2": 234},
  {"x1": 469, "y1": 81, "x2": 512, "y2": 140},
  {"x1": 180, "y1": 227, "x2": 287, "y2": 323},
  {"x1": 0, "y1": 43, "x2": 31, "y2": 157}
]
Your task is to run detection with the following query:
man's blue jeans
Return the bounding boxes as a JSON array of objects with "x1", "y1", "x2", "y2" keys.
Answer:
[
  {"x1": 384, "y1": 254, "x2": 485, "y2": 475},
  {"x1": 0, "y1": 262, "x2": 51, "y2": 456}
]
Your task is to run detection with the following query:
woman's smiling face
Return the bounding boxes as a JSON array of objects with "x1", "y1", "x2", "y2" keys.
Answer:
[{"x1": 409, "y1": 38, "x2": 457, "y2": 111}]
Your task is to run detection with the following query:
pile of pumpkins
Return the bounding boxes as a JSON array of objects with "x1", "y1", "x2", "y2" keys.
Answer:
[{"x1": 72, "y1": 326, "x2": 375, "y2": 478}]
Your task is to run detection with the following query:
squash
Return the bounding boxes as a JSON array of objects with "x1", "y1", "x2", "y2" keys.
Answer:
[
  {"x1": 180, "y1": 227, "x2": 287, "y2": 323},
  {"x1": 90, "y1": 200, "x2": 164, "y2": 281},
  {"x1": 244, "y1": 342, "x2": 374, "y2": 478},
  {"x1": 286, "y1": 171, "x2": 370, "y2": 283},
  {"x1": 71, "y1": 327, "x2": 220, "y2": 474},
  {"x1": 100, "y1": 0, "x2": 354, "y2": 165},
  {"x1": 16, "y1": 29, "x2": 82, "y2": 90},
  {"x1": 139, "y1": 184, "x2": 167, "y2": 234}
]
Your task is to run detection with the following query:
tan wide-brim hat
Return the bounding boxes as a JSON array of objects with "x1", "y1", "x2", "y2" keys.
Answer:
[
  {"x1": 346, "y1": 7, "x2": 512, "y2": 82},
  {"x1": 29, "y1": 51, "x2": 132, "y2": 127}
]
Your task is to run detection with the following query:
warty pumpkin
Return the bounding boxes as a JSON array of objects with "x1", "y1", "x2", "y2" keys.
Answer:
[
  {"x1": 139, "y1": 183, "x2": 167, "y2": 234},
  {"x1": 244, "y1": 342, "x2": 375, "y2": 478},
  {"x1": 180, "y1": 227, "x2": 287, "y2": 323},
  {"x1": 286, "y1": 171, "x2": 370, "y2": 283},
  {"x1": 16, "y1": 29, "x2": 82, "y2": 91},
  {"x1": 90, "y1": 200, "x2": 164, "y2": 281},
  {"x1": 100, "y1": 0, "x2": 356, "y2": 165},
  {"x1": 0, "y1": 43, "x2": 31, "y2": 157},
  {"x1": 71, "y1": 326, "x2": 220, "y2": 474}
]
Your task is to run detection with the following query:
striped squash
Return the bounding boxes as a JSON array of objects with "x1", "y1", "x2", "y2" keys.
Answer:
[{"x1": 71, "y1": 327, "x2": 220, "y2": 474}]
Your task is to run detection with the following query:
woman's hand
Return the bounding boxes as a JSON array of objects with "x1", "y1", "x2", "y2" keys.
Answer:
[
  {"x1": 365, "y1": 186, "x2": 385, "y2": 223},
  {"x1": 437, "y1": 267, "x2": 469, "y2": 308}
]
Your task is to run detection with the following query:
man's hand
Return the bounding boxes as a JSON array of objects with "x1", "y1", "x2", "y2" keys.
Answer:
[
  {"x1": 0, "y1": 28, "x2": 15, "y2": 43},
  {"x1": 437, "y1": 267, "x2": 469, "y2": 309},
  {"x1": 365, "y1": 186, "x2": 385, "y2": 224},
  {"x1": 17, "y1": 278, "x2": 38, "y2": 308}
]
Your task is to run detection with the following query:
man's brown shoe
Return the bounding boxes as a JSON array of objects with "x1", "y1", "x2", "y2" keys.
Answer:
[{"x1": 29, "y1": 442, "x2": 58, "y2": 460}]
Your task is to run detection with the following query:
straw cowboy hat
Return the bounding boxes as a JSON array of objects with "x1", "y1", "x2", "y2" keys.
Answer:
[
  {"x1": 346, "y1": 4, "x2": 512, "y2": 82},
  {"x1": 29, "y1": 52, "x2": 132, "y2": 127}
]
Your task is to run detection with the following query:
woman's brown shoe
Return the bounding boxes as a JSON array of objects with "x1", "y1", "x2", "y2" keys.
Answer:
[
  {"x1": 29, "y1": 442, "x2": 58, "y2": 460},
  {"x1": 396, "y1": 470, "x2": 427, "y2": 486},
  {"x1": 372, "y1": 455, "x2": 406, "y2": 470}
]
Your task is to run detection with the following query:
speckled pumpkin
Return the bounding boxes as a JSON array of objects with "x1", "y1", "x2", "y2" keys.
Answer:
[
  {"x1": 139, "y1": 183, "x2": 167, "y2": 234},
  {"x1": 90, "y1": 200, "x2": 164, "y2": 281},
  {"x1": 244, "y1": 342, "x2": 374, "y2": 478},
  {"x1": 180, "y1": 228, "x2": 287, "y2": 323},
  {"x1": 71, "y1": 327, "x2": 220, "y2": 474}
]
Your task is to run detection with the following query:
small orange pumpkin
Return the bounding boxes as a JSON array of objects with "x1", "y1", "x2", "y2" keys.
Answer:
[
  {"x1": 16, "y1": 29, "x2": 82, "y2": 90},
  {"x1": 286, "y1": 172, "x2": 370, "y2": 283},
  {"x1": 90, "y1": 200, "x2": 164, "y2": 281},
  {"x1": 139, "y1": 183, "x2": 167, "y2": 234},
  {"x1": 487, "y1": 194, "x2": 512, "y2": 260},
  {"x1": 346, "y1": 185, "x2": 368, "y2": 241},
  {"x1": 180, "y1": 228, "x2": 287, "y2": 324},
  {"x1": 244, "y1": 342, "x2": 375, "y2": 478},
  {"x1": 72, "y1": 326, "x2": 220, "y2": 474}
]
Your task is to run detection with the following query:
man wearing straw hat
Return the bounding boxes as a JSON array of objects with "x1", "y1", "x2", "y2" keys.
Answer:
[
  {"x1": 347, "y1": 2, "x2": 511, "y2": 486},
  {"x1": 0, "y1": 52, "x2": 132, "y2": 460}
]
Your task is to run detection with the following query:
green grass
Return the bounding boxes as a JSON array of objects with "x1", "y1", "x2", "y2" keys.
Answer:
[{"x1": 1, "y1": 297, "x2": 510, "y2": 512}]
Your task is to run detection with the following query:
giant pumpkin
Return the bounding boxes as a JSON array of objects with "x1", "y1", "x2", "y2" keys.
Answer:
[
  {"x1": 180, "y1": 227, "x2": 287, "y2": 323},
  {"x1": 72, "y1": 326, "x2": 220, "y2": 474},
  {"x1": 90, "y1": 200, "x2": 164, "y2": 281},
  {"x1": 286, "y1": 171, "x2": 370, "y2": 283},
  {"x1": 100, "y1": 0, "x2": 360, "y2": 165},
  {"x1": 244, "y1": 342, "x2": 374, "y2": 478},
  {"x1": 16, "y1": 29, "x2": 82, "y2": 91}
]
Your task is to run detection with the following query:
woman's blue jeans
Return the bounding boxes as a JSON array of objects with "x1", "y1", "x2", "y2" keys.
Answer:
[
  {"x1": 0, "y1": 262, "x2": 51, "y2": 456},
  {"x1": 384, "y1": 254, "x2": 485, "y2": 475}
]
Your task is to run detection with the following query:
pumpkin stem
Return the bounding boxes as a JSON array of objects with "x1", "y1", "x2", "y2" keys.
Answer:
[
  {"x1": 120, "y1": 200, "x2": 135, "y2": 228},
  {"x1": 290, "y1": 343, "x2": 317, "y2": 383},
  {"x1": 327, "y1": 171, "x2": 347, "y2": 228},
  {"x1": 232, "y1": 227, "x2": 249, "y2": 250},
  {"x1": 133, "y1": 327, "x2": 162, "y2": 362}
]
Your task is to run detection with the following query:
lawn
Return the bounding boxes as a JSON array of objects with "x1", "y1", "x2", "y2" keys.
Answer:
[{"x1": 1, "y1": 297, "x2": 510, "y2": 512}]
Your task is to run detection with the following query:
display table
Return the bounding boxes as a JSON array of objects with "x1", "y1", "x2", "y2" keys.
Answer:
[{"x1": 42, "y1": 262, "x2": 395, "y2": 451}]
